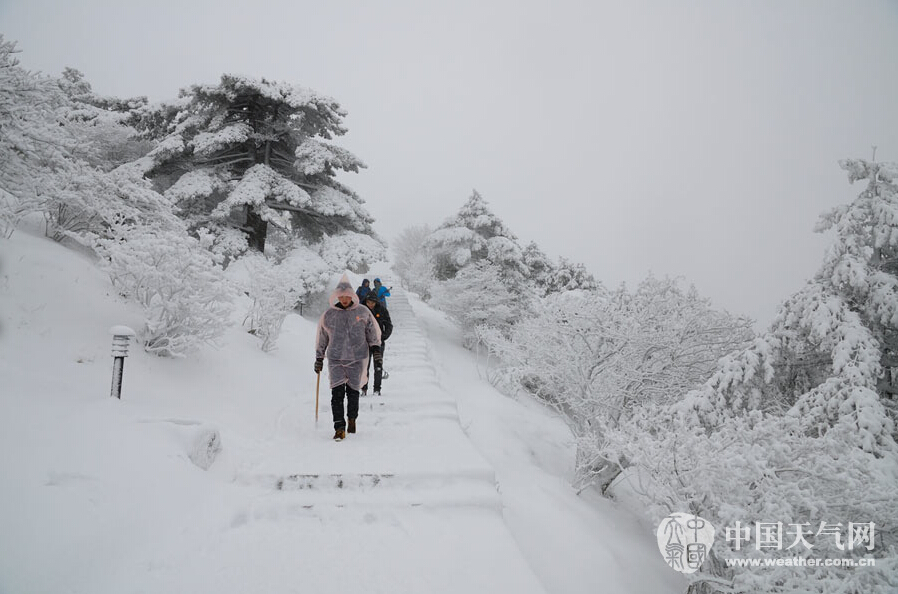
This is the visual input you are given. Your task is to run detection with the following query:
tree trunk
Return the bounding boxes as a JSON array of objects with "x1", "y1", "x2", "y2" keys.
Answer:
[{"x1": 245, "y1": 205, "x2": 267, "y2": 252}]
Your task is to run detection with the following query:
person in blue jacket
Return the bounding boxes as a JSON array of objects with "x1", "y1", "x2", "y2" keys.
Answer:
[
  {"x1": 372, "y1": 277, "x2": 391, "y2": 308},
  {"x1": 356, "y1": 278, "x2": 371, "y2": 303}
]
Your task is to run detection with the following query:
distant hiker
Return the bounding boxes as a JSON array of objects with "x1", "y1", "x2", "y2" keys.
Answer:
[
  {"x1": 372, "y1": 277, "x2": 392, "y2": 308},
  {"x1": 362, "y1": 291, "x2": 393, "y2": 396},
  {"x1": 315, "y1": 274, "x2": 382, "y2": 441},
  {"x1": 356, "y1": 278, "x2": 371, "y2": 303}
]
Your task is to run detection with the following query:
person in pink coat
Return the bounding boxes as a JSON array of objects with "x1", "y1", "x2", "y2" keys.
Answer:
[{"x1": 314, "y1": 274, "x2": 382, "y2": 440}]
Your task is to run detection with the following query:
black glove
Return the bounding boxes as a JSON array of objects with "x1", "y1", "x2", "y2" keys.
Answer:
[
  {"x1": 314, "y1": 358, "x2": 323, "y2": 373},
  {"x1": 372, "y1": 348, "x2": 383, "y2": 369}
]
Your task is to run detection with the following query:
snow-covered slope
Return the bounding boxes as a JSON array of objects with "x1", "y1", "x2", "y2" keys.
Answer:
[{"x1": 0, "y1": 230, "x2": 684, "y2": 594}]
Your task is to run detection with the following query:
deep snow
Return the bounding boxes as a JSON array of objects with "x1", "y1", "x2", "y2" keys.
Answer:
[{"x1": 0, "y1": 229, "x2": 684, "y2": 593}]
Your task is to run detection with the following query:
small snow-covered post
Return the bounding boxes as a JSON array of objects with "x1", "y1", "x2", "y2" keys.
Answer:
[{"x1": 109, "y1": 326, "x2": 135, "y2": 399}]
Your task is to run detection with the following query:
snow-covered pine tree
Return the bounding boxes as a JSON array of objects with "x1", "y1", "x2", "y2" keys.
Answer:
[
  {"x1": 678, "y1": 158, "x2": 898, "y2": 454},
  {"x1": 606, "y1": 159, "x2": 898, "y2": 594},
  {"x1": 425, "y1": 190, "x2": 528, "y2": 283},
  {"x1": 544, "y1": 256, "x2": 599, "y2": 293},
  {"x1": 521, "y1": 242, "x2": 554, "y2": 294},
  {"x1": 132, "y1": 74, "x2": 382, "y2": 267}
]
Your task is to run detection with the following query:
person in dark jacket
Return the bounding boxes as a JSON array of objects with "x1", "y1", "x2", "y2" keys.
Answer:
[
  {"x1": 356, "y1": 279, "x2": 371, "y2": 303},
  {"x1": 361, "y1": 291, "x2": 393, "y2": 395}
]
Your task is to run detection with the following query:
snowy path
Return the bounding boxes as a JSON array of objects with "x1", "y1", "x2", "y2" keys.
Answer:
[
  {"x1": 180, "y1": 288, "x2": 680, "y2": 594},
  {"x1": 172, "y1": 288, "x2": 548, "y2": 594}
]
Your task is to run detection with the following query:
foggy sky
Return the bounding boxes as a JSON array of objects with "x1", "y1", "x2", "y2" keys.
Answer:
[{"x1": 2, "y1": 0, "x2": 897, "y2": 324}]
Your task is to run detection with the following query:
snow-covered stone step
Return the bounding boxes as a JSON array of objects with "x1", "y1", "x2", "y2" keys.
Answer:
[
  {"x1": 361, "y1": 391, "x2": 454, "y2": 405},
  {"x1": 367, "y1": 410, "x2": 460, "y2": 425},
  {"x1": 359, "y1": 379, "x2": 444, "y2": 395},
  {"x1": 243, "y1": 416, "x2": 487, "y2": 479},
  {"x1": 186, "y1": 506, "x2": 548, "y2": 594},
  {"x1": 231, "y1": 468, "x2": 502, "y2": 511},
  {"x1": 379, "y1": 358, "x2": 432, "y2": 371}
]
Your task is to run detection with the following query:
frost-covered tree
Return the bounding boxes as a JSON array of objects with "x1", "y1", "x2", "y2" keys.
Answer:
[
  {"x1": 0, "y1": 37, "x2": 76, "y2": 235},
  {"x1": 425, "y1": 190, "x2": 527, "y2": 282},
  {"x1": 41, "y1": 164, "x2": 175, "y2": 246},
  {"x1": 133, "y1": 74, "x2": 382, "y2": 266},
  {"x1": 484, "y1": 276, "x2": 752, "y2": 493},
  {"x1": 521, "y1": 242, "x2": 554, "y2": 292},
  {"x1": 430, "y1": 261, "x2": 524, "y2": 347},
  {"x1": 544, "y1": 256, "x2": 599, "y2": 293},
  {"x1": 605, "y1": 159, "x2": 898, "y2": 594},
  {"x1": 56, "y1": 67, "x2": 151, "y2": 169},
  {"x1": 392, "y1": 224, "x2": 436, "y2": 299},
  {"x1": 0, "y1": 38, "x2": 167, "y2": 242}
]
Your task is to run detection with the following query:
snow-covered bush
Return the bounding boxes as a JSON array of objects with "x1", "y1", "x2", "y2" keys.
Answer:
[
  {"x1": 38, "y1": 164, "x2": 173, "y2": 246},
  {"x1": 96, "y1": 220, "x2": 234, "y2": 357},
  {"x1": 231, "y1": 248, "x2": 330, "y2": 351},
  {"x1": 430, "y1": 261, "x2": 525, "y2": 347},
  {"x1": 316, "y1": 230, "x2": 385, "y2": 274},
  {"x1": 233, "y1": 254, "x2": 300, "y2": 352},
  {"x1": 485, "y1": 276, "x2": 753, "y2": 493},
  {"x1": 608, "y1": 409, "x2": 897, "y2": 594},
  {"x1": 187, "y1": 424, "x2": 222, "y2": 471},
  {"x1": 0, "y1": 190, "x2": 22, "y2": 239}
]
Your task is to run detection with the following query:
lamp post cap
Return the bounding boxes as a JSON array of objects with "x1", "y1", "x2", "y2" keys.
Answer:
[{"x1": 109, "y1": 325, "x2": 136, "y2": 336}]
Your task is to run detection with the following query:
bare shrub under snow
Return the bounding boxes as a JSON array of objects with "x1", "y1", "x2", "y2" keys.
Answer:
[{"x1": 232, "y1": 248, "x2": 330, "y2": 351}]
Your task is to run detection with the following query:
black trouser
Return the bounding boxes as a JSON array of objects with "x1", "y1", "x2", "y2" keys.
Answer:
[
  {"x1": 331, "y1": 383, "x2": 360, "y2": 430},
  {"x1": 363, "y1": 341, "x2": 386, "y2": 392}
]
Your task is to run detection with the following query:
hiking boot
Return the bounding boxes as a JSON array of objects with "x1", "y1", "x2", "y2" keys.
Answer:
[
  {"x1": 333, "y1": 428, "x2": 346, "y2": 441},
  {"x1": 348, "y1": 419, "x2": 356, "y2": 433},
  {"x1": 373, "y1": 389, "x2": 381, "y2": 396}
]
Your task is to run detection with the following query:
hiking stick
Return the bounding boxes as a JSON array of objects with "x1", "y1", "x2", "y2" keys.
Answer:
[{"x1": 315, "y1": 372, "x2": 321, "y2": 424}]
